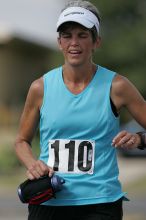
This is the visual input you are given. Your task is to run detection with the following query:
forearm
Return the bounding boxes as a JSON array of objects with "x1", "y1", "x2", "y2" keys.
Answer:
[
  {"x1": 15, "y1": 138, "x2": 54, "y2": 179},
  {"x1": 14, "y1": 138, "x2": 37, "y2": 169}
]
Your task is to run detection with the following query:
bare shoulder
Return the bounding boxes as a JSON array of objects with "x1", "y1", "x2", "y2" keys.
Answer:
[
  {"x1": 112, "y1": 74, "x2": 133, "y2": 95},
  {"x1": 29, "y1": 77, "x2": 44, "y2": 96},
  {"x1": 26, "y1": 77, "x2": 44, "y2": 109},
  {"x1": 111, "y1": 73, "x2": 143, "y2": 110}
]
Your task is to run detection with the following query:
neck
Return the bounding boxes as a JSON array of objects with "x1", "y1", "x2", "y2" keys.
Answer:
[
  {"x1": 62, "y1": 63, "x2": 97, "y2": 84},
  {"x1": 62, "y1": 63, "x2": 97, "y2": 95}
]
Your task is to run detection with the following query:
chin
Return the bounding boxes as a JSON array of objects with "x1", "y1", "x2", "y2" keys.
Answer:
[{"x1": 68, "y1": 59, "x2": 83, "y2": 67}]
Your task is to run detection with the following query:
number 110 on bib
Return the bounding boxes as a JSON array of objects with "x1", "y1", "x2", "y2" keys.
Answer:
[{"x1": 47, "y1": 139, "x2": 95, "y2": 174}]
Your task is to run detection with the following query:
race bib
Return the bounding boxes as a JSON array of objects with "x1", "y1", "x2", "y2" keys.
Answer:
[{"x1": 47, "y1": 139, "x2": 95, "y2": 174}]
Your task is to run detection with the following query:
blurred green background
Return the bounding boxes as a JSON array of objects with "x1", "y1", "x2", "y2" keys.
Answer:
[{"x1": 0, "y1": 0, "x2": 146, "y2": 219}]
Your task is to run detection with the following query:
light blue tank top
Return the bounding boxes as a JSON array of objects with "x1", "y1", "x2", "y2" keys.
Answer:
[{"x1": 39, "y1": 65, "x2": 126, "y2": 206}]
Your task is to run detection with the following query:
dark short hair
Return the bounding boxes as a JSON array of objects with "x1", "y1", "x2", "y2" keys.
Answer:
[{"x1": 58, "y1": 22, "x2": 98, "y2": 43}]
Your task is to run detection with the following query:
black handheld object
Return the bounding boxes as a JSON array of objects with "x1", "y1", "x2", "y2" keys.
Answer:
[{"x1": 17, "y1": 174, "x2": 65, "y2": 205}]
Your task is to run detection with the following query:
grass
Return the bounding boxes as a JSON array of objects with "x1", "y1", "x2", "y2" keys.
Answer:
[
  {"x1": 0, "y1": 130, "x2": 40, "y2": 172},
  {"x1": 0, "y1": 146, "x2": 21, "y2": 173}
]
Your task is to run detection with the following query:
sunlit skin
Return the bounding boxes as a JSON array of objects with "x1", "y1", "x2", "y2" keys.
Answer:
[
  {"x1": 58, "y1": 26, "x2": 100, "y2": 68},
  {"x1": 57, "y1": 25, "x2": 101, "y2": 94}
]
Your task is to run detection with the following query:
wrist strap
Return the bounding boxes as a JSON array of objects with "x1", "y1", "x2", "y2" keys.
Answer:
[{"x1": 136, "y1": 132, "x2": 146, "y2": 150}]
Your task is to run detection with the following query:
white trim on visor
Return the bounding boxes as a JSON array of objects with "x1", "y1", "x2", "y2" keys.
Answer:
[{"x1": 57, "y1": 7, "x2": 100, "y2": 33}]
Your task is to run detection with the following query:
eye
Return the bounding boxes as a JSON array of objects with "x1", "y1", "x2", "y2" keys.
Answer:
[
  {"x1": 61, "y1": 33, "x2": 71, "y2": 38},
  {"x1": 79, "y1": 33, "x2": 89, "y2": 38}
]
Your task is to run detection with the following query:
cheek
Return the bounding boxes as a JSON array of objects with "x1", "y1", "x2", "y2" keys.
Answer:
[
  {"x1": 58, "y1": 38, "x2": 67, "y2": 50},
  {"x1": 59, "y1": 41, "x2": 69, "y2": 52},
  {"x1": 82, "y1": 39, "x2": 95, "y2": 49},
  {"x1": 84, "y1": 44, "x2": 94, "y2": 54},
  {"x1": 87, "y1": 42, "x2": 97, "y2": 54}
]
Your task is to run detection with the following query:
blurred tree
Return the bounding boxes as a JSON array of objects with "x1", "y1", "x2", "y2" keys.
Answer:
[{"x1": 92, "y1": 0, "x2": 146, "y2": 83}]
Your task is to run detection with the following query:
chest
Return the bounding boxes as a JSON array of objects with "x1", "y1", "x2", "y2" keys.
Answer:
[{"x1": 40, "y1": 86, "x2": 110, "y2": 138}]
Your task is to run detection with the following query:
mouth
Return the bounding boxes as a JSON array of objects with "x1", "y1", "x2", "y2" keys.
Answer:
[{"x1": 69, "y1": 50, "x2": 82, "y2": 55}]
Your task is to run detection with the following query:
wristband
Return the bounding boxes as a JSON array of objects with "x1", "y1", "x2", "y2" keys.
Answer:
[{"x1": 136, "y1": 132, "x2": 146, "y2": 150}]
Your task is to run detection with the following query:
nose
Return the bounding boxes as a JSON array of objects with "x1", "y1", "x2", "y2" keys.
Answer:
[{"x1": 70, "y1": 35, "x2": 79, "y2": 46}]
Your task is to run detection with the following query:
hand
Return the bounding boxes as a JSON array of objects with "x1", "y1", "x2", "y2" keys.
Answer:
[
  {"x1": 26, "y1": 160, "x2": 54, "y2": 180},
  {"x1": 112, "y1": 130, "x2": 141, "y2": 149}
]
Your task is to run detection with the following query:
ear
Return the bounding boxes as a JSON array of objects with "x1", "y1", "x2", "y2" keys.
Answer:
[
  {"x1": 95, "y1": 36, "x2": 101, "y2": 49},
  {"x1": 57, "y1": 37, "x2": 62, "y2": 50}
]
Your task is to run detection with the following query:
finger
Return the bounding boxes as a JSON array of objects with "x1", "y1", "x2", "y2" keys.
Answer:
[
  {"x1": 38, "y1": 160, "x2": 54, "y2": 177},
  {"x1": 127, "y1": 137, "x2": 135, "y2": 145},
  {"x1": 38, "y1": 160, "x2": 51, "y2": 175},
  {"x1": 118, "y1": 133, "x2": 132, "y2": 145},
  {"x1": 26, "y1": 170, "x2": 35, "y2": 180},
  {"x1": 28, "y1": 166, "x2": 42, "y2": 179},
  {"x1": 122, "y1": 136, "x2": 136, "y2": 149},
  {"x1": 117, "y1": 135, "x2": 135, "y2": 150},
  {"x1": 112, "y1": 131, "x2": 136, "y2": 148},
  {"x1": 29, "y1": 160, "x2": 47, "y2": 178},
  {"x1": 112, "y1": 130, "x2": 127, "y2": 145},
  {"x1": 36, "y1": 163, "x2": 47, "y2": 176},
  {"x1": 48, "y1": 167, "x2": 54, "y2": 177}
]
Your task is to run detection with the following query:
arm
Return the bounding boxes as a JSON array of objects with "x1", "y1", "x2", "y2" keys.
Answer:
[
  {"x1": 111, "y1": 74, "x2": 146, "y2": 149},
  {"x1": 15, "y1": 77, "x2": 53, "y2": 179}
]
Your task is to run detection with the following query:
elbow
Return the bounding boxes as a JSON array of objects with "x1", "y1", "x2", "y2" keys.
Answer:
[{"x1": 14, "y1": 136, "x2": 31, "y2": 152}]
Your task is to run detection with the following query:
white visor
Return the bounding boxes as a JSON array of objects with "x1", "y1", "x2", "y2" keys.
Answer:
[{"x1": 57, "y1": 7, "x2": 100, "y2": 33}]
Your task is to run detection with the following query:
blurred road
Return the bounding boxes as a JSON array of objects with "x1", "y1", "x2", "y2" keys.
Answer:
[
  {"x1": 0, "y1": 195, "x2": 27, "y2": 220},
  {"x1": 118, "y1": 155, "x2": 146, "y2": 185},
  {"x1": 0, "y1": 155, "x2": 146, "y2": 220},
  {"x1": 118, "y1": 155, "x2": 146, "y2": 220}
]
